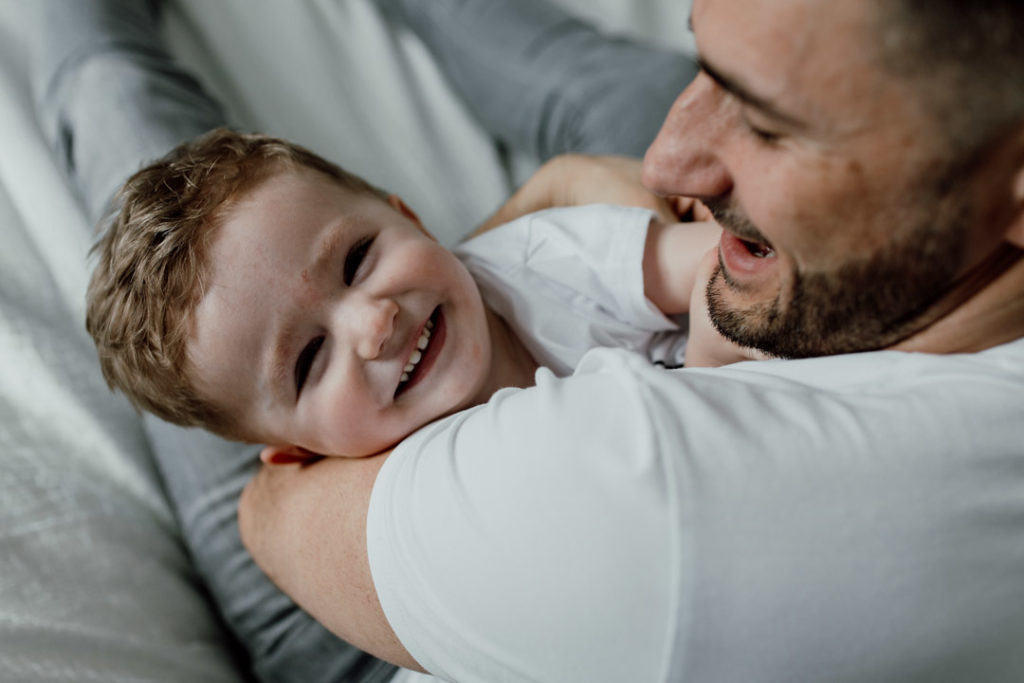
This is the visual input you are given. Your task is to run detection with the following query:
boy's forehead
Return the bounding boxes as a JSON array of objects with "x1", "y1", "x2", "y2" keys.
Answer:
[{"x1": 186, "y1": 172, "x2": 321, "y2": 424}]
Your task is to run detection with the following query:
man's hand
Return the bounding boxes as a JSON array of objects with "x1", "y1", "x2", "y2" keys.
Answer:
[
  {"x1": 238, "y1": 454, "x2": 424, "y2": 672},
  {"x1": 474, "y1": 154, "x2": 698, "y2": 235},
  {"x1": 684, "y1": 249, "x2": 774, "y2": 367}
]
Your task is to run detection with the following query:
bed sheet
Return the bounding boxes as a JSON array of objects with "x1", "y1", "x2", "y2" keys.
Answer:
[
  {"x1": 0, "y1": 7, "x2": 245, "y2": 682},
  {"x1": 0, "y1": 1, "x2": 691, "y2": 681}
]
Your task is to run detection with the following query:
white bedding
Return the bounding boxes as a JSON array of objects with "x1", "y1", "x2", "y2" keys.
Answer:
[{"x1": 0, "y1": 1, "x2": 691, "y2": 680}]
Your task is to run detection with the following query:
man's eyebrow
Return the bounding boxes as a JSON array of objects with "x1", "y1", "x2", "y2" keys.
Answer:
[{"x1": 697, "y1": 55, "x2": 807, "y2": 129}]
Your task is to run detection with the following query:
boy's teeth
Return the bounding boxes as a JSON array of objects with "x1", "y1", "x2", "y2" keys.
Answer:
[
  {"x1": 398, "y1": 317, "x2": 435, "y2": 389},
  {"x1": 417, "y1": 324, "x2": 432, "y2": 349},
  {"x1": 403, "y1": 340, "x2": 425, "y2": 373}
]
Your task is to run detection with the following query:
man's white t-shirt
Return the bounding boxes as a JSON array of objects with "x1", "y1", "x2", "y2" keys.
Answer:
[{"x1": 370, "y1": 209, "x2": 1024, "y2": 682}]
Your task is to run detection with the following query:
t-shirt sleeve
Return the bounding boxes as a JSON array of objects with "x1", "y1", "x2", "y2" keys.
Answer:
[
  {"x1": 366, "y1": 362, "x2": 681, "y2": 683},
  {"x1": 368, "y1": 345, "x2": 1024, "y2": 683}
]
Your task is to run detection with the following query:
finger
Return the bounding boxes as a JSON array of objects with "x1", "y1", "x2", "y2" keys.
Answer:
[{"x1": 692, "y1": 200, "x2": 715, "y2": 222}]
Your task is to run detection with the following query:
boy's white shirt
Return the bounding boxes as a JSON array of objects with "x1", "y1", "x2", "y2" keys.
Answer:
[{"x1": 454, "y1": 203, "x2": 688, "y2": 375}]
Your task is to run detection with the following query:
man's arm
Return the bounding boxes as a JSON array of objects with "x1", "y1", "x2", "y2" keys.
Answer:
[
  {"x1": 377, "y1": 0, "x2": 696, "y2": 163},
  {"x1": 238, "y1": 453, "x2": 423, "y2": 672}
]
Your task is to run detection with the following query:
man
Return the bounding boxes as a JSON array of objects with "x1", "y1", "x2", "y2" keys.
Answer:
[{"x1": 240, "y1": 0, "x2": 1024, "y2": 681}]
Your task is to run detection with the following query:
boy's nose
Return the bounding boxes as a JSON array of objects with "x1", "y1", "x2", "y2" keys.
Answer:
[
  {"x1": 349, "y1": 295, "x2": 399, "y2": 360},
  {"x1": 642, "y1": 72, "x2": 733, "y2": 201}
]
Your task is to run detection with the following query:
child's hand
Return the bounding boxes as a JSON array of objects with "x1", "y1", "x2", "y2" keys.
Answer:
[{"x1": 684, "y1": 249, "x2": 774, "y2": 368}]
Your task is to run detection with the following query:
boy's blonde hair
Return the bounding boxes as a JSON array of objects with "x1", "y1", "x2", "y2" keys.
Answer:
[{"x1": 86, "y1": 128, "x2": 386, "y2": 438}]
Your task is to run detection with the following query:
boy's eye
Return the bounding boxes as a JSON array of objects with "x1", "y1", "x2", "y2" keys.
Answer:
[
  {"x1": 295, "y1": 336, "x2": 324, "y2": 396},
  {"x1": 343, "y1": 235, "x2": 375, "y2": 286}
]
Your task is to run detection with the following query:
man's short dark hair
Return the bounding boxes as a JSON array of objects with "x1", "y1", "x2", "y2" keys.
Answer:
[{"x1": 877, "y1": 0, "x2": 1024, "y2": 153}]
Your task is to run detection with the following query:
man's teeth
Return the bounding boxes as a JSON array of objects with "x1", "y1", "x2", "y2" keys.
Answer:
[
  {"x1": 742, "y1": 239, "x2": 775, "y2": 258},
  {"x1": 400, "y1": 318, "x2": 434, "y2": 384}
]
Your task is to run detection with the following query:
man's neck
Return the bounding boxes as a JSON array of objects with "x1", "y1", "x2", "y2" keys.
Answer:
[{"x1": 892, "y1": 244, "x2": 1024, "y2": 354}]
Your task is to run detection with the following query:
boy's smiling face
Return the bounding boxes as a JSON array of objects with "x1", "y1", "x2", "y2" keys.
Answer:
[{"x1": 189, "y1": 167, "x2": 493, "y2": 458}]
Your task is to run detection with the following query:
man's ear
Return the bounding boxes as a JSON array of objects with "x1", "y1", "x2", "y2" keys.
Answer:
[
  {"x1": 1000, "y1": 122, "x2": 1024, "y2": 250},
  {"x1": 387, "y1": 194, "x2": 435, "y2": 240},
  {"x1": 260, "y1": 444, "x2": 321, "y2": 466},
  {"x1": 1009, "y1": 164, "x2": 1024, "y2": 249}
]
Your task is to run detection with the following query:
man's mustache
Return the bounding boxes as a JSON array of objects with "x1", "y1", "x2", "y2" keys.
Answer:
[{"x1": 701, "y1": 196, "x2": 772, "y2": 246}]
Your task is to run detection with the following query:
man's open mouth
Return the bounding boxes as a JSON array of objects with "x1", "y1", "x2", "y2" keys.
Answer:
[
  {"x1": 395, "y1": 306, "x2": 443, "y2": 398},
  {"x1": 738, "y1": 237, "x2": 775, "y2": 258}
]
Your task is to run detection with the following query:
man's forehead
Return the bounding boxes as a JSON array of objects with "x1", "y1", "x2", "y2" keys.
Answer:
[{"x1": 691, "y1": 0, "x2": 884, "y2": 129}]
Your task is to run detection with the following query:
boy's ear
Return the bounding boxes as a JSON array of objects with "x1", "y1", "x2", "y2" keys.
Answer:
[
  {"x1": 387, "y1": 194, "x2": 435, "y2": 240},
  {"x1": 259, "y1": 444, "x2": 321, "y2": 466}
]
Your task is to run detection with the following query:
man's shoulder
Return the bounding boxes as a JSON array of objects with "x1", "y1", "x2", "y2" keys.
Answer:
[
  {"x1": 410, "y1": 341, "x2": 1024, "y2": 447},
  {"x1": 388, "y1": 342, "x2": 1024, "y2": 486}
]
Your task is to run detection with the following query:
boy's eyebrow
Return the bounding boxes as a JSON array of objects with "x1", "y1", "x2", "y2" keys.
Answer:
[
  {"x1": 266, "y1": 226, "x2": 347, "y2": 403},
  {"x1": 267, "y1": 331, "x2": 295, "y2": 404},
  {"x1": 310, "y1": 225, "x2": 347, "y2": 282},
  {"x1": 696, "y1": 55, "x2": 808, "y2": 130}
]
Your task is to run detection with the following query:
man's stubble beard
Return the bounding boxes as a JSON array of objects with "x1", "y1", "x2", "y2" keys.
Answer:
[{"x1": 702, "y1": 180, "x2": 971, "y2": 359}]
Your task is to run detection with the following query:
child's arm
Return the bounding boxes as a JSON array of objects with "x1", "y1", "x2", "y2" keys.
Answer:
[
  {"x1": 642, "y1": 216, "x2": 722, "y2": 315},
  {"x1": 473, "y1": 154, "x2": 693, "y2": 236},
  {"x1": 474, "y1": 152, "x2": 768, "y2": 368}
]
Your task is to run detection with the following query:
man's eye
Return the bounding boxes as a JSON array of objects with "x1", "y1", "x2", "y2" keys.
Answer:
[
  {"x1": 343, "y1": 236, "x2": 375, "y2": 285},
  {"x1": 295, "y1": 336, "x2": 324, "y2": 396},
  {"x1": 749, "y1": 126, "x2": 780, "y2": 143},
  {"x1": 741, "y1": 114, "x2": 780, "y2": 144}
]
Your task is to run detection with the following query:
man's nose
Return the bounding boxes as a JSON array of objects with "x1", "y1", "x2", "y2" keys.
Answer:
[
  {"x1": 346, "y1": 295, "x2": 399, "y2": 360},
  {"x1": 642, "y1": 72, "x2": 733, "y2": 201}
]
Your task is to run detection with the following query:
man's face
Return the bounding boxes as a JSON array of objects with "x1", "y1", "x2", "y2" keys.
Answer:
[
  {"x1": 643, "y1": 0, "x2": 1004, "y2": 357},
  {"x1": 190, "y1": 168, "x2": 493, "y2": 457}
]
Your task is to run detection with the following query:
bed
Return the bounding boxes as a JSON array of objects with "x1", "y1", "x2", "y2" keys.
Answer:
[{"x1": 0, "y1": 1, "x2": 691, "y2": 680}]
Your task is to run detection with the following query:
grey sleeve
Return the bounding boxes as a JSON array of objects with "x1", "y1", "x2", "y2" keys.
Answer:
[
  {"x1": 144, "y1": 419, "x2": 398, "y2": 683},
  {"x1": 377, "y1": 0, "x2": 698, "y2": 160}
]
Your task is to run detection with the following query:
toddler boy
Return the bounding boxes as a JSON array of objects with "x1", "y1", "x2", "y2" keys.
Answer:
[{"x1": 87, "y1": 128, "x2": 721, "y2": 462}]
